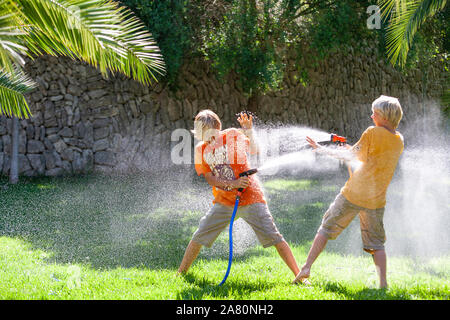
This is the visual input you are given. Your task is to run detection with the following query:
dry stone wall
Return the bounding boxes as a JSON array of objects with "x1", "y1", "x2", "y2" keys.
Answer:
[{"x1": 0, "y1": 45, "x2": 446, "y2": 177}]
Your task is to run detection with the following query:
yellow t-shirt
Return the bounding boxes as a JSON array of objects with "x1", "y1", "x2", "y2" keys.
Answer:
[{"x1": 341, "y1": 126, "x2": 404, "y2": 209}]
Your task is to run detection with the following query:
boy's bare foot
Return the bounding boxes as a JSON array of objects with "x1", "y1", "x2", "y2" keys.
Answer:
[{"x1": 292, "y1": 266, "x2": 310, "y2": 284}]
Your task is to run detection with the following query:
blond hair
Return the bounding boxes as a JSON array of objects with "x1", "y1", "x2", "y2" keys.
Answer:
[
  {"x1": 372, "y1": 95, "x2": 403, "y2": 129},
  {"x1": 191, "y1": 109, "x2": 222, "y2": 141}
]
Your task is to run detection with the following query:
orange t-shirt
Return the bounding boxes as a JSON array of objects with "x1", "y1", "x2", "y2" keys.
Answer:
[
  {"x1": 195, "y1": 128, "x2": 266, "y2": 206},
  {"x1": 341, "y1": 126, "x2": 404, "y2": 209}
]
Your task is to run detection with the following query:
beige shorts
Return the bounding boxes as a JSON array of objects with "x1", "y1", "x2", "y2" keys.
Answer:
[
  {"x1": 192, "y1": 202, "x2": 285, "y2": 248},
  {"x1": 318, "y1": 193, "x2": 386, "y2": 253}
]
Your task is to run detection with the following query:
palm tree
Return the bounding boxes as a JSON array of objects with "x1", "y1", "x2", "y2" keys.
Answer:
[
  {"x1": 379, "y1": 0, "x2": 447, "y2": 67},
  {"x1": 1, "y1": 0, "x2": 165, "y2": 117},
  {"x1": 1, "y1": 0, "x2": 165, "y2": 183}
]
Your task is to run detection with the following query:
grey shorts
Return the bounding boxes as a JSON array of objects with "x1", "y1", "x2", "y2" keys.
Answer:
[
  {"x1": 318, "y1": 193, "x2": 386, "y2": 253},
  {"x1": 192, "y1": 202, "x2": 285, "y2": 248}
]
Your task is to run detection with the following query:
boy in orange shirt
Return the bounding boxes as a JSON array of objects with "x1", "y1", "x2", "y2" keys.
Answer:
[
  {"x1": 295, "y1": 95, "x2": 404, "y2": 288},
  {"x1": 177, "y1": 110, "x2": 300, "y2": 281}
]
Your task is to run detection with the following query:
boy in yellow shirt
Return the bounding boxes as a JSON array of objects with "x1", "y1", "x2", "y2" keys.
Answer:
[{"x1": 295, "y1": 95, "x2": 404, "y2": 288}]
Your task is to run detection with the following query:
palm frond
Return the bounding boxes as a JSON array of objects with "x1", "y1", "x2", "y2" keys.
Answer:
[
  {"x1": 113, "y1": 7, "x2": 166, "y2": 83},
  {"x1": 16, "y1": 0, "x2": 165, "y2": 85},
  {"x1": 379, "y1": 0, "x2": 448, "y2": 67},
  {"x1": 0, "y1": 68, "x2": 36, "y2": 119},
  {"x1": 0, "y1": 0, "x2": 28, "y2": 72}
]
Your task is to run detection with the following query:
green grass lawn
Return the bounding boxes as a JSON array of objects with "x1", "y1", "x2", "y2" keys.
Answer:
[{"x1": 0, "y1": 171, "x2": 449, "y2": 300}]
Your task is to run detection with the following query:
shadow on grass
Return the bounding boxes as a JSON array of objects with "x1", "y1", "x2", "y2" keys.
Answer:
[
  {"x1": 0, "y1": 172, "x2": 208, "y2": 270},
  {"x1": 0, "y1": 170, "x2": 349, "y2": 271},
  {"x1": 176, "y1": 273, "x2": 277, "y2": 300},
  {"x1": 322, "y1": 282, "x2": 407, "y2": 300}
]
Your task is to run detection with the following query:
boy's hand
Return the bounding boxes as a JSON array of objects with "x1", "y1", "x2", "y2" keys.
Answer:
[
  {"x1": 237, "y1": 112, "x2": 253, "y2": 129},
  {"x1": 306, "y1": 136, "x2": 320, "y2": 149},
  {"x1": 232, "y1": 176, "x2": 250, "y2": 189}
]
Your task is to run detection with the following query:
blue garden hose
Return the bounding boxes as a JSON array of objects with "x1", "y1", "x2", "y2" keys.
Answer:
[
  {"x1": 218, "y1": 194, "x2": 241, "y2": 286},
  {"x1": 218, "y1": 168, "x2": 258, "y2": 286}
]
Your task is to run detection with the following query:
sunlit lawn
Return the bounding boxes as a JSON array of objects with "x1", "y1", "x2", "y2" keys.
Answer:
[{"x1": 0, "y1": 170, "x2": 449, "y2": 300}]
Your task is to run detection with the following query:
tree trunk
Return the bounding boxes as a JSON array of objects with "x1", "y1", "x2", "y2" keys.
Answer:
[{"x1": 9, "y1": 116, "x2": 19, "y2": 184}]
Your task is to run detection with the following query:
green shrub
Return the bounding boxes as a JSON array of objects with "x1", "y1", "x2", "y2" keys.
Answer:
[
  {"x1": 119, "y1": 0, "x2": 192, "y2": 85},
  {"x1": 118, "y1": 0, "x2": 447, "y2": 97},
  {"x1": 202, "y1": 0, "x2": 285, "y2": 95},
  {"x1": 306, "y1": 0, "x2": 374, "y2": 59}
]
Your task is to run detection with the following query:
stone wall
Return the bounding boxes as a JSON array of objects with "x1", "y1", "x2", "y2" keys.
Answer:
[{"x1": 0, "y1": 44, "x2": 446, "y2": 177}]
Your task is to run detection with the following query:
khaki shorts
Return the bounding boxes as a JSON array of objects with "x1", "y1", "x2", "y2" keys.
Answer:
[
  {"x1": 318, "y1": 193, "x2": 386, "y2": 253},
  {"x1": 192, "y1": 202, "x2": 285, "y2": 248}
]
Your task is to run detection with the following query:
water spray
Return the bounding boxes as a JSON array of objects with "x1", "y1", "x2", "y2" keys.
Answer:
[
  {"x1": 320, "y1": 133, "x2": 351, "y2": 176},
  {"x1": 218, "y1": 168, "x2": 258, "y2": 286},
  {"x1": 218, "y1": 133, "x2": 346, "y2": 285}
]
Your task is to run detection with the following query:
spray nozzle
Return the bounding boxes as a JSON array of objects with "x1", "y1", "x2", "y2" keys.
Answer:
[
  {"x1": 330, "y1": 133, "x2": 347, "y2": 145},
  {"x1": 237, "y1": 169, "x2": 258, "y2": 193},
  {"x1": 239, "y1": 168, "x2": 258, "y2": 177}
]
